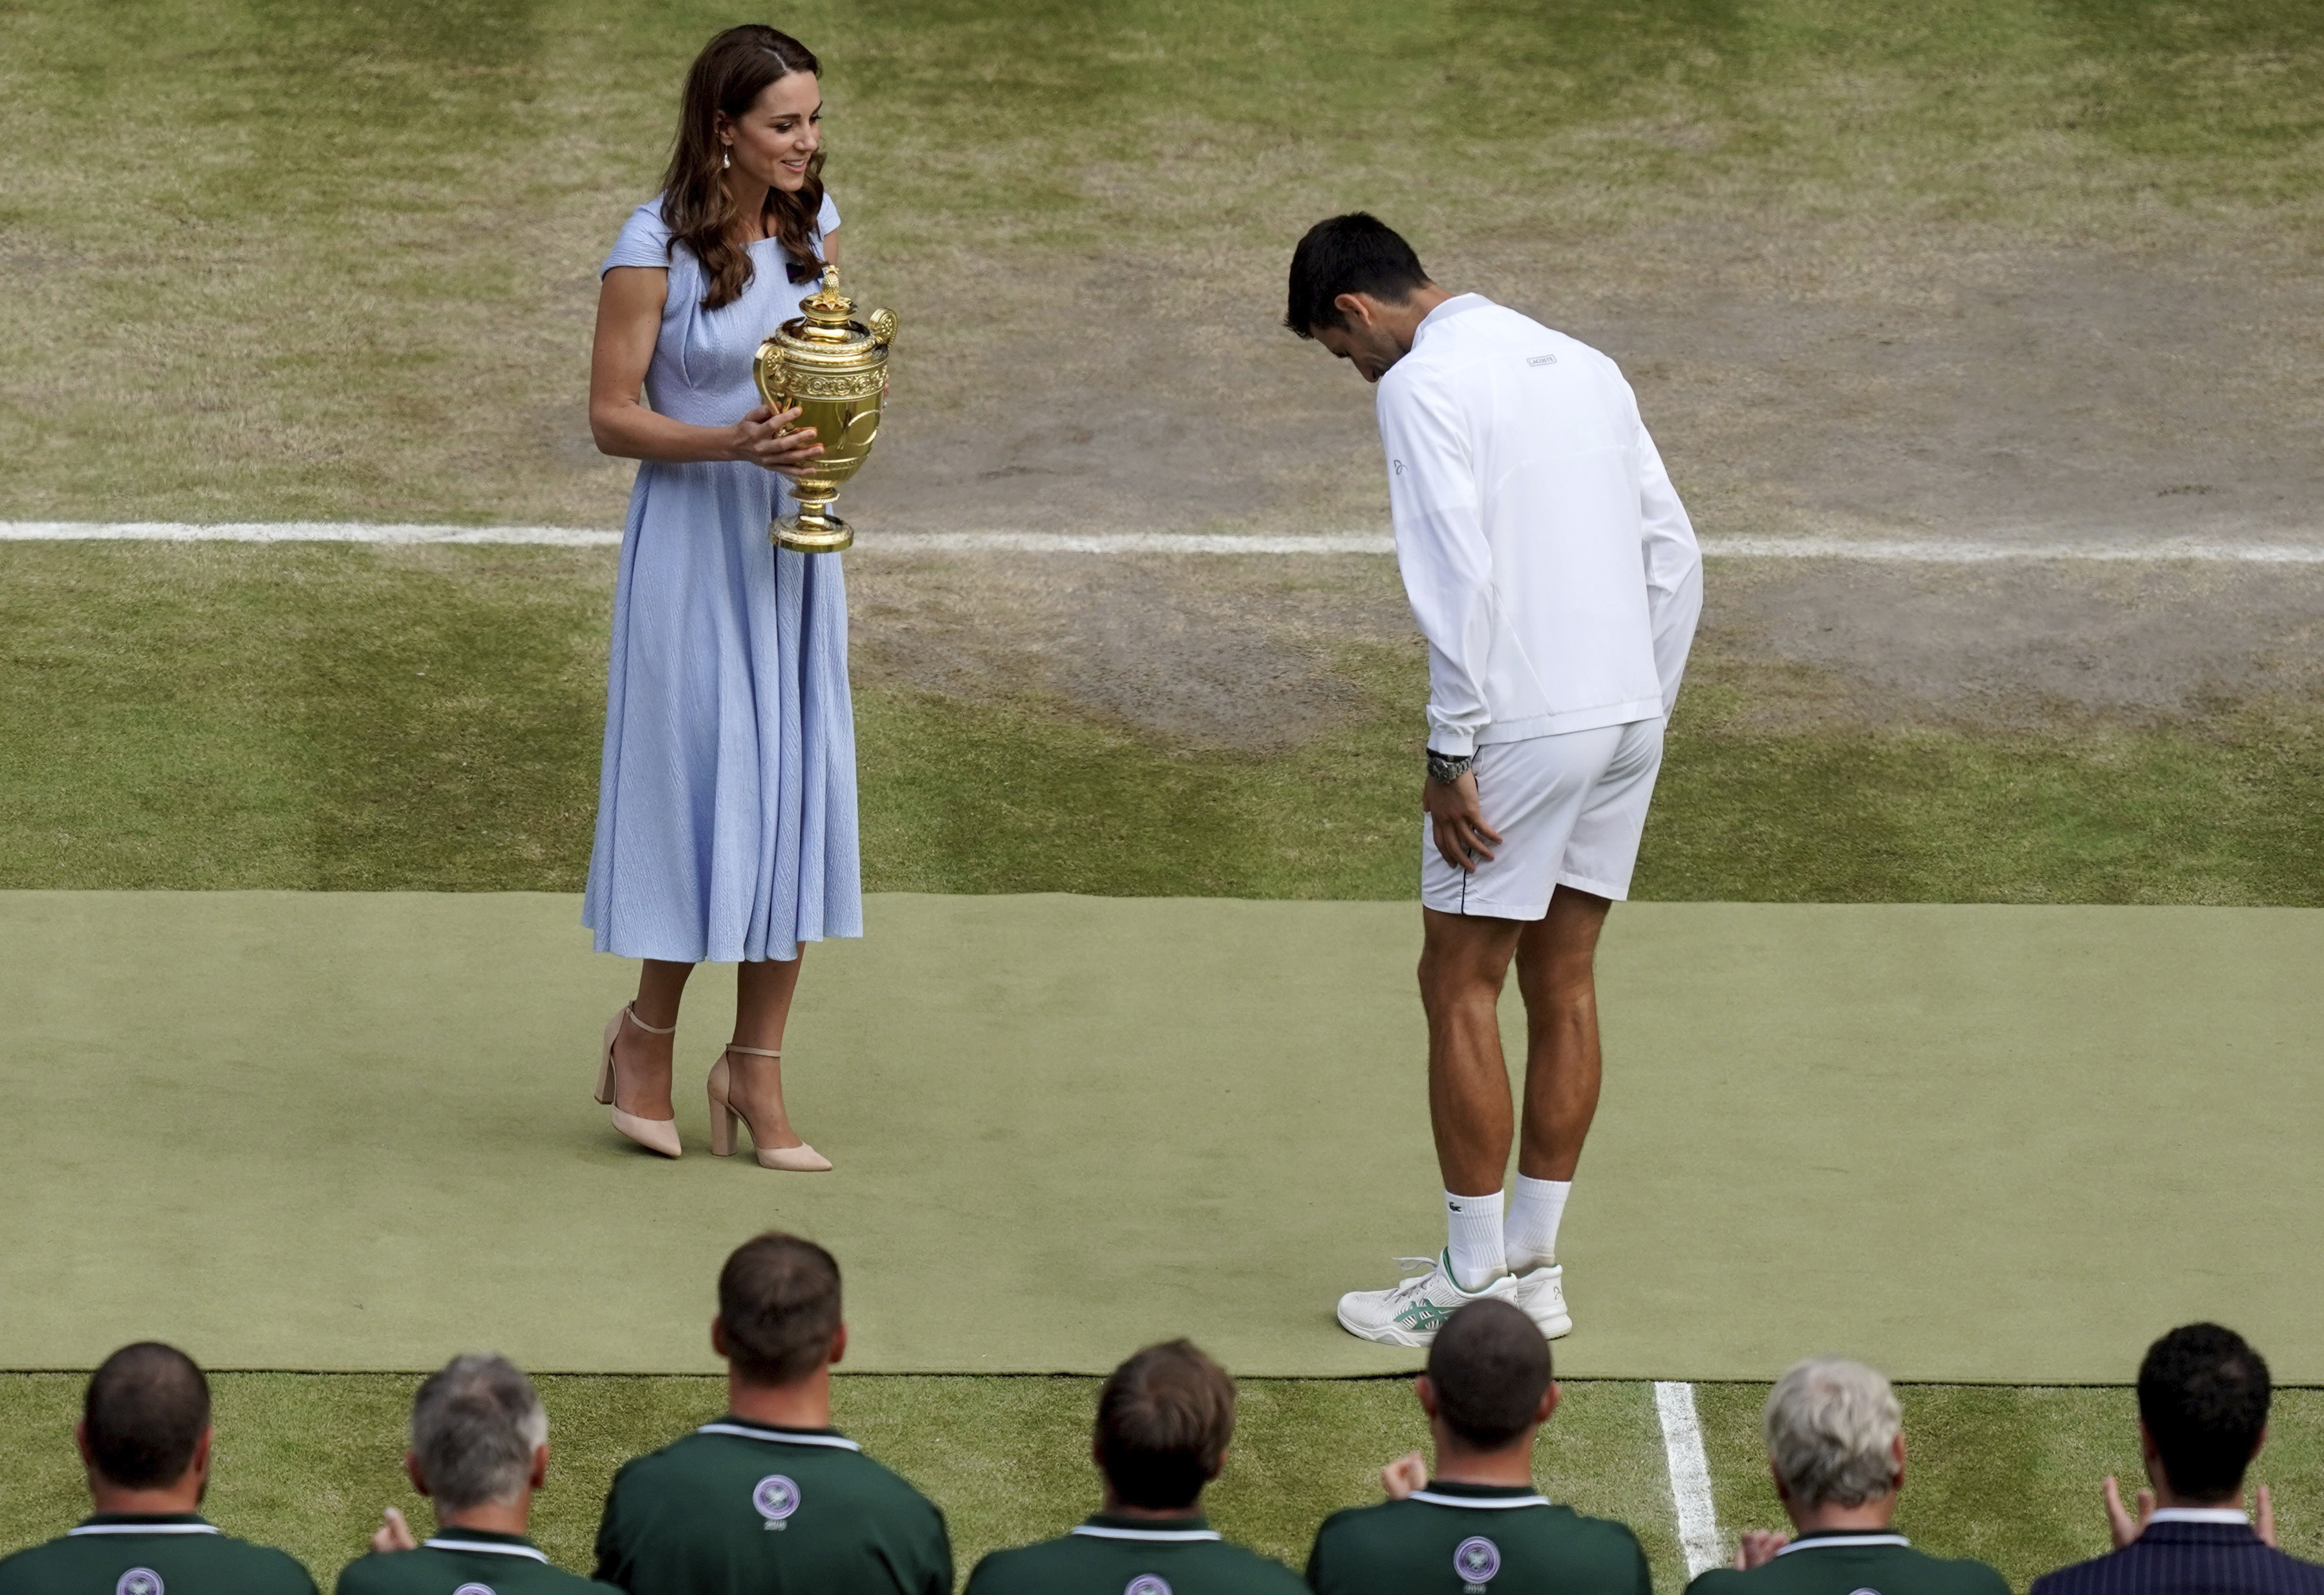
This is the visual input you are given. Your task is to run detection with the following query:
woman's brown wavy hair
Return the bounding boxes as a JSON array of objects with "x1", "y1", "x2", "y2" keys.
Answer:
[{"x1": 659, "y1": 25, "x2": 826, "y2": 311}]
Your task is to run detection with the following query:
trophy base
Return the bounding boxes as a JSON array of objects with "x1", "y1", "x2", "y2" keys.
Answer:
[{"x1": 773, "y1": 510, "x2": 853, "y2": 554}]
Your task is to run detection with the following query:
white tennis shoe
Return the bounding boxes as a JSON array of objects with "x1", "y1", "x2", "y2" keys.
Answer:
[
  {"x1": 1510, "y1": 1263, "x2": 1573, "y2": 1339},
  {"x1": 1335, "y1": 1252, "x2": 1526, "y2": 1347}
]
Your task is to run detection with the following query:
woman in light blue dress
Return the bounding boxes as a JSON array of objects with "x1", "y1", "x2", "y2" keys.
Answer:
[{"x1": 582, "y1": 25, "x2": 855, "y2": 1171}]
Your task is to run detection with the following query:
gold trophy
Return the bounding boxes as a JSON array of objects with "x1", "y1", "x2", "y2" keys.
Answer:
[{"x1": 754, "y1": 266, "x2": 898, "y2": 552}]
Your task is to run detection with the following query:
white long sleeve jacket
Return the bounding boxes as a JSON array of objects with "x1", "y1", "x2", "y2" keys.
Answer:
[{"x1": 1375, "y1": 294, "x2": 1703, "y2": 757}]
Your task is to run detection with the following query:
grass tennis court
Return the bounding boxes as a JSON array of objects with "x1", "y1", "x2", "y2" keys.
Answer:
[
  {"x1": 6, "y1": 0, "x2": 2323, "y2": 1587},
  {"x1": 4, "y1": 0, "x2": 2320, "y2": 535},
  {"x1": 4, "y1": 553, "x2": 2321, "y2": 1587},
  {"x1": 4, "y1": 543, "x2": 2319, "y2": 905}
]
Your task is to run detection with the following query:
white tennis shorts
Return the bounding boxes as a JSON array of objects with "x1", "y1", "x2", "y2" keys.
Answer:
[{"x1": 1421, "y1": 717, "x2": 1666, "y2": 919}]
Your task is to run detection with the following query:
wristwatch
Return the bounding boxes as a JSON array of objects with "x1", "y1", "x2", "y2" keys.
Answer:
[{"x1": 1426, "y1": 748, "x2": 1475, "y2": 785}]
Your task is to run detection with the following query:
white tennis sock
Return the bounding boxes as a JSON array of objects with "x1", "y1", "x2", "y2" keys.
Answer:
[
  {"x1": 1444, "y1": 1190, "x2": 1507, "y2": 1291},
  {"x1": 1505, "y1": 1175, "x2": 1571, "y2": 1274}
]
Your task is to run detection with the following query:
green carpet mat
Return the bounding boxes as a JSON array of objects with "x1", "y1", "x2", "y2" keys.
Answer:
[{"x1": 4, "y1": 893, "x2": 2317, "y2": 1381}]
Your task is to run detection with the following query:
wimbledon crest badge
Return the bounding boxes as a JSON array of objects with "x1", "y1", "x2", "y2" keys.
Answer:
[
  {"x1": 1125, "y1": 1577, "x2": 1173, "y2": 1595},
  {"x1": 452, "y1": 1585, "x2": 497, "y2": 1595},
  {"x1": 1454, "y1": 1535, "x2": 1502, "y2": 1589},
  {"x1": 116, "y1": 1572, "x2": 164, "y2": 1595},
  {"x1": 753, "y1": 1473, "x2": 802, "y2": 1528}
]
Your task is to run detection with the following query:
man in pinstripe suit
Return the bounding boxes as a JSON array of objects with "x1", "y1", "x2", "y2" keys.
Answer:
[{"x1": 2032, "y1": 1324, "x2": 2324, "y2": 1595}]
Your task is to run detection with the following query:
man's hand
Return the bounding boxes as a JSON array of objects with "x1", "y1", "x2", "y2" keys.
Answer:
[
  {"x1": 1734, "y1": 1530, "x2": 1789, "y2": 1570},
  {"x1": 2103, "y1": 1476, "x2": 2277, "y2": 1548},
  {"x1": 2103, "y1": 1476, "x2": 2156, "y2": 1548},
  {"x1": 1381, "y1": 1451, "x2": 1427, "y2": 1500},
  {"x1": 371, "y1": 1508, "x2": 419, "y2": 1554},
  {"x1": 1423, "y1": 772, "x2": 1500, "y2": 873}
]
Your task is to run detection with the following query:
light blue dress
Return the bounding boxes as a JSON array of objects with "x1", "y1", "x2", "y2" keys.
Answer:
[{"x1": 582, "y1": 193, "x2": 861, "y2": 964}]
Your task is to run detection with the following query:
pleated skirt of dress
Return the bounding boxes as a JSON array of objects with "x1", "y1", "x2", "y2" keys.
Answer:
[{"x1": 582, "y1": 457, "x2": 862, "y2": 964}]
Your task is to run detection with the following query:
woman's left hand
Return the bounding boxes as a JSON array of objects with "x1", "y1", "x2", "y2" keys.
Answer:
[{"x1": 731, "y1": 404, "x2": 826, "y2": 478}]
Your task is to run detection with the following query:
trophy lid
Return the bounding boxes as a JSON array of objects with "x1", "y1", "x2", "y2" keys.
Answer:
[{"x1": 792, "y1": 266, "x2": 859, "y2": 345}]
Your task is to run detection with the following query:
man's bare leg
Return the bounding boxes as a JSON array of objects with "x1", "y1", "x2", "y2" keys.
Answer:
[
  {"x1": 1419, "y1": 906, "x2": 1525, "y2": 1286},
  {"x1": 1505, "y1": 885, "x2": 1612, "y2": 1273}
]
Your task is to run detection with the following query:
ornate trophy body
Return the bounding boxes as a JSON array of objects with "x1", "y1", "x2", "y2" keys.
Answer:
[{"x1": 753, "y1": 266, "x2": 898, "y2": 552}]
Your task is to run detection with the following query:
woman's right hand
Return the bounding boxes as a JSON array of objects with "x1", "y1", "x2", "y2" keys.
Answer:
[{"x1": 729, "y1": 405, "x2": 826, "y2": 476}]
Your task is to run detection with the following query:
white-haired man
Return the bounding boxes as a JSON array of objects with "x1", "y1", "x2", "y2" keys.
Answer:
[
  {"x1": 1686, "y1": 1358, "x2": 2005, "y2": 1595},
  {"x1": 343, "y1": 1352, "x2": 611, "y2": 1594}
]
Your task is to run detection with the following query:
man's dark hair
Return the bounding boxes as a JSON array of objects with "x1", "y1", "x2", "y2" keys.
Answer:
[
  {"x1": 1094, "y1": 1340, "x2": 1236, "y2": 1511},
  {"x1": 718, "y1": 1232, "x2": 843, "y2": 1386},
  {"x1": 2138, "y1": 1323, "x2": 2270, "y2": 1501},
  {"x1": 1426, "y1": 1299, "x2": 1551, "y2": 1451},
  {"x1": 83, "y1": 1343, "x2": 211, "y2": 1488},
  {"x1": 1284, "y1": 213, "x2": 1431, "y2": 338}
]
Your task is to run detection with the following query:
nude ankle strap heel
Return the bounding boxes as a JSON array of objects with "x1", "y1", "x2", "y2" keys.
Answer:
[
  {"x1": 707, "y1": 1045, "x2": 832, "y2": 1172},
  {"x1": 596, "y1": 1004, "x2": 682, "y2": 1159}
]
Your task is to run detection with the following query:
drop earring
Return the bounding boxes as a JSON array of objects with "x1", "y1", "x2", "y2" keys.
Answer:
[{"x1": 722, "y1": 147, "x2": 731, "y2": 170}]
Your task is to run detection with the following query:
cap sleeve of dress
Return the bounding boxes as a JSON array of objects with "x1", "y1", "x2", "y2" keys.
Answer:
[
  {"x1": 816, "y1": 190, "x2": 841, "y2": 237},
  {"x1": 601, "y1": 201, "x2": 674, "y2": 277}
]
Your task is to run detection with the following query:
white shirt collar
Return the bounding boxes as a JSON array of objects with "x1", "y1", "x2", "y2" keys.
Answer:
[
  {"x1": 696, "y1": 1422, "x2": 862, "y2": 1451},
  {"x1": 1414, "y1": 293, "x2": 1490, "y2": 344},
  {"x1": 1776, "y1": 1534, "x2": 1911, "y2": 1554},
  {"x1": 424, "y1": 1538, "x2": 550, "y2": 1562},
  {"x1": 1407, "y1": 1490, "x2": 1551, "y2": 1509},
  {"x1": 2149, "y1": 1508, "x2": 2250, "y2": 1525}
]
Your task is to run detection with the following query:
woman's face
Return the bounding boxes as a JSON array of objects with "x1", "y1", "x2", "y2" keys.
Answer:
[{"x1": 722, "y1": 72, "x2": 822, "y2": 193}]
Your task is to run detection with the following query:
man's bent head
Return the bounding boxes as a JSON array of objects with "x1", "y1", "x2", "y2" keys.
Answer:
[
  {"x1": 1095, "y1": 1340, "x2": 1236, "y2": 1512},
  {"x1": 83, "y1": 1342, "x2": 211, "y2": 1494},
  {"x1": 1285, "y1": 212, "x2": 1437, "y2": 382},
  {"x1": 1765, "y1": 1357, "x2": 1903, "y2": 1510},
  {"x1": 2139, "y1": 1323, "x2": 2269, "y2": 1504},
  {"x1": 718, "y1": 1231, "x2": 844, "y2": 1387},
  {"x1": 1423, "y1": 1299, "x2": 1553, "y2": 1455},
  {"x1": 410, "y1": 1353, "x2": 550, "y2": 1511}
]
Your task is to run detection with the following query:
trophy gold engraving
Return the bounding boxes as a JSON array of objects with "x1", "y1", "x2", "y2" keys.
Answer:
[{"x1": 753, "y1": 266, "x2": 898, "y2": 553}]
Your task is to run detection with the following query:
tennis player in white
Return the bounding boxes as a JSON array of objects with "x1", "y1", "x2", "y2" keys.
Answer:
[{"x1": 1286, "y1": 213, "x2": 1702, "y2": 1347}]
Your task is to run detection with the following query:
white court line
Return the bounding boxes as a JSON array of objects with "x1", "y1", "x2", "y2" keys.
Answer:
[
  {"x1": 5, "y1": 522, "x2": 2323, "y2": 561},
  {"x1": 1705, "y1": 534, "x2": 2324, "y2": 563},
  {"x1": 0, "y1": 521, "x2": 625, "y2": 546},
  {"x1": 1655, "y1": 1380, "x2": 1726, "y2": 1578},
  {"x1": 869, "y1": 530, "x2": 1399, "y2": 554}
]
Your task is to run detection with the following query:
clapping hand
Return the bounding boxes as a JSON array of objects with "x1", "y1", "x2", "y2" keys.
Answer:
[
  {"x1": 1734, "y1": 1530, "x2": 1790, "y2": 1570},
  {"x1": 2103, "y1": 1477, "x2": 2276, "y2": 1548},
  {"x1": 371, "y1": 1508, "x2": 419, "y2": 1554},
  {"x1": 1380, "y1": 1452, "x2": 1428, "y2": 1500},
  {"x1": 2102, "y1": 1475, "x2": 2157, "y2": 1548},
  {"x1": 729, "y1": 405, "x2": 825, "y2": 478}
]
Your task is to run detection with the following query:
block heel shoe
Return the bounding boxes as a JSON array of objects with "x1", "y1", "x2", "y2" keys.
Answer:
[
  {"x1": 707, "y1": 1046, "x2": 832, "y2": 1171},
  {"x1": 594, "y1": 1004, "x2": 683, "y2": 1159}
]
